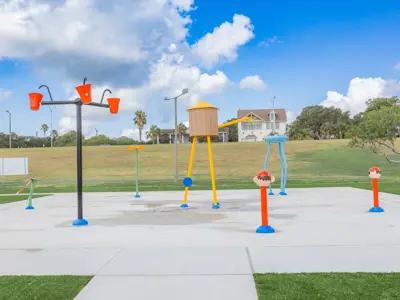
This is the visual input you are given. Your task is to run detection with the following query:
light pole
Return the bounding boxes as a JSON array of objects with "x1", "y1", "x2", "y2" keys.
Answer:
[
  {"x1": 164, "y1": 88, "x2": 189, "y2": 182},
  {"x1": 29, "y1": 77, "x2": 121, "y2": 226},
  {"x1": 5, "y1": 110, "x2": 11, "y2": 148},
  {"x1": 49, "y1": 106, "x2": 53, "y2": 147},
  {"x1": 95, "y1": 128, "x2": 99, "y2": 136},
  {"x1": 271, "y1": 96, "x2": 276, "y2": 134}
]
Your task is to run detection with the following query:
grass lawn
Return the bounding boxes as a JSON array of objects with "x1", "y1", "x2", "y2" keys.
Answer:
[
  {"x1": 254, "y1": 273, "x2": 400, "y2": 300},
  {"x1": 0, "y1": 140, "x2": 399, "y2": 194},
  {"x1": 0, "y1": 276, "x2": 92, "y2": 300},
  {"x1": 0, "y1": 194, "x2": 52, "y2": 205}
]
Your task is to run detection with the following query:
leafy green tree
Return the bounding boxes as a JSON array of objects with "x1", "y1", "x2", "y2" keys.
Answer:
[
  {"x1": 349, "y1": 101, "x2": 400, "y2": 163},
  {"x1": 365, "y1": 97, "x2": 399, "y2": 113},
  {"x1": 224, "y1": 118, "x2": 238, "y2": 142},
  {"x1": 54, "y1": 131, "x2": 85, "y2": 147},
  {"x1": 84, "y1": 134, "x2": 113, "y2": 146},
  {"x1": 41, "y1": 124, "x2": 49, "y2": 137},
  {"x1": 146, "y1": 125, "x2": 161, "y2": 144},
  {"x1": 115, "y1": 136, "x2": 138, "y2": 145},
  {"x1": 288, "y1": 105, "x2": 351, "y2": 140},
  {"x1": 133, "y1": 111, "x2": 147, "y2": 143},
  {"x1": 174, "y1": 122, "x2": 188, "y2": 143}
]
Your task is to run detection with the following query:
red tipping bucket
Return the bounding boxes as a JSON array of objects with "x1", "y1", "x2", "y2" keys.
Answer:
[
  {"x1": 76, "y1": 84, "x2": 92, "y2": 104},
  {"x1": 107, "y1": 98, "x2": 120, "y2": 114},
  {"x1": 29, "y1": 93, "x2": 43, "y2": 111}
]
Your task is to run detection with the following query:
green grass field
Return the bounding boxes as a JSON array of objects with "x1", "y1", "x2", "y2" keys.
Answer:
[
  {"x1": 2, "y1": 274, "x2": 400, "y2": 299},
  {"x1": 254, "y1": 273, "x2": 400, "y2": 300},
  {"x1": 0, "y1": 276, "x2": 92, "y2": 300},
  {"x1": 1, "y1": 140, "x2": 399, "y2": 194}
]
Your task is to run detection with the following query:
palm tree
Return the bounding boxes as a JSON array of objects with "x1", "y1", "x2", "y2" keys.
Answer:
[
  {"x1": 146, "y1": 125, "x2": 161, "y2": 144},
  {"x1": 133, "y1": 111, "x2": 147, "y2": 143},
  {"x1": 175, "y1": 122, "x2": 188, "y2": 143},
  {"x1": 41, "y1": 124, "x2": 49, "y2": 137}
]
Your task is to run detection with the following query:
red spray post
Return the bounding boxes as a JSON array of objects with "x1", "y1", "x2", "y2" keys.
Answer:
[
  {"x1": 253, "y1": 171, "x2": 276, "y2": 234},
  {"x1": 368, "y1": 167, "x2": 384, "y2": 213}
]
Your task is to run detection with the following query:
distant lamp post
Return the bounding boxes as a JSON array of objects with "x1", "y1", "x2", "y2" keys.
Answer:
[
  {"x1": 49, "y1": 107, "x2": 53, "y2": 147},
  {"x1": 164, "y1": 88, "x2": 189, "y2": 182},
  {"x1": 95, "y1": 128, "x2": 99, "y2": 136},
  {"x1": 39, "y1": 85, "x2": 54, "y2": 147},
  {"x1": 29, "y1": 77, "x2": 121, "y2": 226},
  {"x1": 5, "y1": 110, "x2": 11, "y2": 149},
  {"x1": 271, "y1": 96, "x2": 276, "y2": 134}
]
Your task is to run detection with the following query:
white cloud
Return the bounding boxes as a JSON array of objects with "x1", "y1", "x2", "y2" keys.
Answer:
[
  {"x1": 1, "y1": 1, "x2": 254, "y2": 135},
  {"x1": 170, "y1": 0, "x2": 195, "y2": 11},
  {"x1": 191, "y1": 14, "x2": 255, "y2": 68},
  {"x1": 239, "y1": 75, "x2": 266, "y2": 90},
  {"x1": 258, "y1": 36, "x2": 282, "y2": 47},
  {"x1": 394, "y1": 62, "x2": 400, "y2": 70},
  {"x1": 0, "y1": 88, "x2": 12, "y2": 100},
  {"x1": 149, "y1": 52, "x2": 230, "y2": 107},
  {"x1": 320, "y1": 77, "x2": 400, "y2": 115},
  {"x1": 0, "y1": 0, "x2": 194, "y2": 85},
  {"x1": 58, "y1": 85, "x2": 146, "y2": 135},
  {"x1": 286, "y1": 111, "x2": 298, "y2": 124},
  {"x1": 120, "y1": 128, "x2": 149, "y2": 141},
  {"x1": 168, "y1": 43, "x2": 177, "y2": 52}
]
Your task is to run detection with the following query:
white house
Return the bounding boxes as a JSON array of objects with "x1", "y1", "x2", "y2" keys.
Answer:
[{"x1": 237, "y1": 108, "x2": 288, "y2": 142}]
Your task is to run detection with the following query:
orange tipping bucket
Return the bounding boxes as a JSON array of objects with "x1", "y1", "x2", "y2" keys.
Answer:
[
  {"x1": 107, "y1": 98, "x2": 120, "y2": 114},
  {"x1": 76, "y1": 84, "x2": 92, "y2": 104},
  {"x1": 29, "y1": 93, "x2": 43, "y2": 111}
]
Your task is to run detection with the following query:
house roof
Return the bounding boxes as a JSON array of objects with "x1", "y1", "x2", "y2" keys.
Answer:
[
  {"x1": 187, "y1": 100, "x2": 219, "y2": 111},
  {"x1": 237, "y1": 109, "x2": 287, "y2": 121}
]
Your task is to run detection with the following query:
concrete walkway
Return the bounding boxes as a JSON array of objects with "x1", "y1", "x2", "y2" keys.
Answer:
[{"x1": 1, "y1": 188, "x2": 400, "y2": 299}]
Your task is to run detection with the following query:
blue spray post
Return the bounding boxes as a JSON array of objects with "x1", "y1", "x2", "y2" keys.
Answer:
[{"x1": 263, "y1": 135, "x2": 288, "y2": 196}]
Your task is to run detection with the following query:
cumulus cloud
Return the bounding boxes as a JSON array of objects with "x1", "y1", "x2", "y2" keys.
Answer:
[
  {"x1": 239, "y1": 75, "x2": 266, "y2": 90},
  {"x1": 258, "y1": 36, "x2": 282, "y2": 47},
  {"x1": 149, "y1": 52, "x2": 230, "y2": 107},
  {"x1": 320, "y1": 77, "x2": 400, "y2": 116},
  {"x1": 0, "y1": 0, "x2": 253, "y2": 136},
  {"x1": 286, "y1": 111, "x2": 298, "y2": 124},
  {"x1": 0, "y1": 88, "x2": 12, "y2": 101},
  {"x1": 120, "y1": 128, "x2": 150, "y2": 142},
  {"x1": 191, "y1": 14, "x2": 255, "y2": 68},
  {"x1": 2, "y1": 0, "x2": 196, "y2": 86}
]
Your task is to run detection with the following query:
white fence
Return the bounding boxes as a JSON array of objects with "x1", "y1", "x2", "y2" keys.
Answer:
[{"x1": 0, "y1": 157, "x2": 29, "y2": 177}]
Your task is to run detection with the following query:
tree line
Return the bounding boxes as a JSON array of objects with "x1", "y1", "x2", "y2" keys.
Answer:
[
  {"x1": 3, "y1": 100, "x2": 398, "y2": 154},
  {"x1": 287, "y1": 97, "x2": 400, "y2": 141},
  {"x1": 0, "y1": 110, "x2": 236, "y2": 148}
]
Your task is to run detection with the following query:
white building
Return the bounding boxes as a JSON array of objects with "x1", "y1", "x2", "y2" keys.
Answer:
[{"x1": 237, "y1": 109, "x2": 288, "y2": 142}]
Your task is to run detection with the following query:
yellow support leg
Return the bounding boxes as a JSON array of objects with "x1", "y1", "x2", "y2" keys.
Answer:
[
  {"x1": 206, "y1": 136, "x2": 219, "y2": 208},
  {"x1": 182, "y1": 136, "x2": 197, "y2": 207}
]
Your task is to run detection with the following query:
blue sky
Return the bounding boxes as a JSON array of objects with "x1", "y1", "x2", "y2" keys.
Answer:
[{"x1": 1, "y1": 0, "x2": 399, "y2": 138}]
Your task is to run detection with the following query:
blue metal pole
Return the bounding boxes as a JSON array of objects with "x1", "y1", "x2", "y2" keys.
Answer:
[
  {"x1": 264, "y1": 142, "x2": 274, "y2": 195},
  {"x1": 281, "y1": 141, "x2": 288, "y2": 195}
]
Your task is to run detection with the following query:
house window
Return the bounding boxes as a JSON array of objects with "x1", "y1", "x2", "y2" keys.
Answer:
[
  {"x1": 242, "y1": 122, "x2": 261, "y2": 131},
  {"x1": 266, "y1": 122, "x2": 271, "y2": 129},
  {"x1": 275, "y1": 122, "x2": 280, "y2": 129}
]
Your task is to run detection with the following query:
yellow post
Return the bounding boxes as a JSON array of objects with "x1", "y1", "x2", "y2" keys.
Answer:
[
  {"x1": 218, "y1": 116, "x2": 253, "y2": 129},
  {"x1": 183, "y1": 136, "x2": 197, "y2": 205},
  {"x1": 206, "y1": 136, "x2": 219, "y2": 208}
]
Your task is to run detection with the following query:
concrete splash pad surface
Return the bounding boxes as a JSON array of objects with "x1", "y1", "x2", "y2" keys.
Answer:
[
  {"x1": 1, "y1": 188, "x2": 400, "y2": 300},
  {"x1": 1, "y1": 187, "x2": 400, "y2": 249}
]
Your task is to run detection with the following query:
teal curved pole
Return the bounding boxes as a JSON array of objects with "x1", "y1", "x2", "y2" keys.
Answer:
[
  {"x1": 279, "y1": 142, "x2": 288, "y2": 195},
  {"x1": 263, "y1": 142, "x2": 274, "y2": 195}
]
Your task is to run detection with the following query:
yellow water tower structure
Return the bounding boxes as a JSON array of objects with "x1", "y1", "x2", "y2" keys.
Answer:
[{"x1": 181, "y1": 100, "x2": 252, "y2": 209}]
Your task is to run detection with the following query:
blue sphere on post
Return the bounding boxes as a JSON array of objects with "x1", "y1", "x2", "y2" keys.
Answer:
[{"x1": 183, "y1": 177, "x2": 193, "y2": 187}]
